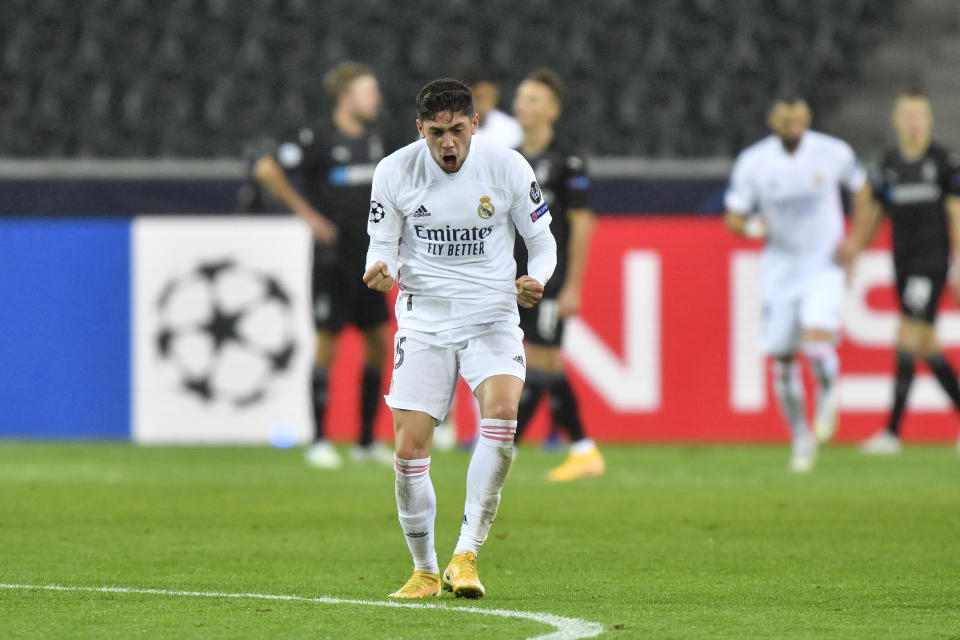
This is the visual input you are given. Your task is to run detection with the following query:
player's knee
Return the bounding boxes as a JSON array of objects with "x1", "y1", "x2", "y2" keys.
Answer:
[
  {"x1": 480, "y1": 401, "x2": 518, "y2": 421},
  {"x1": 897, "y1": 319, "x2": 926, "y2": 352},
  {"x1": 393, "y1": 410, "x2": 434, "y2": 459}
]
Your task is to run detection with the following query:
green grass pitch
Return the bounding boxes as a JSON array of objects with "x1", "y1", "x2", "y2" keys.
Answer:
[{"x1": 1, "y1": 442, "x2": 959, "y2": 639}]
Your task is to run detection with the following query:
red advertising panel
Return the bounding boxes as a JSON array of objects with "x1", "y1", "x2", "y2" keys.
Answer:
[{"x1": 324, "y1": 216, "x2": 960, "y2": 443}]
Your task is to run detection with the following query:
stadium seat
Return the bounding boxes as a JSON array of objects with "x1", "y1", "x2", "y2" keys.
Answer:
[{"x1": 1, "y1": 0, "x2": 898, "y2": 157}]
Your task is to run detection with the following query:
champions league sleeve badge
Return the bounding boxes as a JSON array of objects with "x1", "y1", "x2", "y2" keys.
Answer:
[
  {"x1": 477, "y1": 195, "x2": 495, "y2": 219},
  {"x1": 529, "y1": 181, "x2": 542, "y2": 204},
  {"x1": 369, "y1": 200, "x2": 385, "y2": 223}
]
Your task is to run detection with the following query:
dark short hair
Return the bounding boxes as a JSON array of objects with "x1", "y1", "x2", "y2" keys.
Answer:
[
  {"x1": 771, "y1": 89, "x2": 806, "y2": 108},
  {"x1": 896, "y1": 86, "x2": 928, "y2": 101},
  {"x1": 323, "y1": 62, "x2": 374, "y2": 98},
  {"x1": 416, "y1": 78, "x2": 474, "y2": 122},
  {"x1": 525, "y1": 68, "x2": 565, "y2": 105}
]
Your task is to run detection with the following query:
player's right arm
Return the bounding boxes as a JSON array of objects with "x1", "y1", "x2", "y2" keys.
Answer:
[
  {"x1": 252, "y1": 154, "x2": 338, "y2": 243},
  {"x1": 723, "y1": 151, "x2": 765, "y2": 238},
  {"x1": 363, "y1": 160, "x2": 403, "y2": 292}
]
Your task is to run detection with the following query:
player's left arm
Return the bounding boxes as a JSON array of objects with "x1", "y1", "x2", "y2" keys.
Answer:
[
  {"x1": 944, "y1": 151, "x2": 960, "y2": 303},
  {"x1": 834, "y1": 144, "x2": 873, "y2": 273},
  {"x1": 516, "y1": 228, "x2": 557, "y2": 309},
  {"x1": 510, "y1": 153, "x2": 557, "y2": 309},
  {"x1": 837, "y1": 182, "x2": 876, "y2": 266},
  {"x1": 945, "y1": 195, "x2": 960, "y2": 303}
]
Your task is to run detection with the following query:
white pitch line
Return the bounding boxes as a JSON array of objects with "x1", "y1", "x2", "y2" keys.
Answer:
[{"x1": 0, "y1": 583, "x2": 604, "y2": 640}]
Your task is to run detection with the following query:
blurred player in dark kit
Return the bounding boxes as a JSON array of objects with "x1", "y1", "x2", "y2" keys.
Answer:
[
  {"x1": 253, "y1": 62, "x2": 392, "y2": 468},
  {"x1": 841, "y1": 89, "x2": 960, "y2": 455},
  {"x1": 511, "y1": 68, "x2": 605, "y2": 481}
]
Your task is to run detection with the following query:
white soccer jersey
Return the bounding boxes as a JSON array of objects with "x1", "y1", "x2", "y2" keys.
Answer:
[
  {"x1": 725, "y1": 130, "x2": 867, "y2": 278},
  {"x1": 474, "y1": 108, "x2": 523, "y2": 149},
  {"x1": 367, "y1": 137, "x2": 555, "y2": 331}
]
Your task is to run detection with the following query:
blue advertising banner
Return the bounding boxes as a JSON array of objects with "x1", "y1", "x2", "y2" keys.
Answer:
[{"x1": 0, "y1": 218, "x2": 130, "y2": 438}]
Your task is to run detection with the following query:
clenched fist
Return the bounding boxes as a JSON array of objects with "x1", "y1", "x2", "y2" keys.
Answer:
[
  {"x1": 363, "y1": 261, "x2": 395, "y2": 292},
  {"x1": 516, "y1": 275, "x2": 544, "y2": 309}
]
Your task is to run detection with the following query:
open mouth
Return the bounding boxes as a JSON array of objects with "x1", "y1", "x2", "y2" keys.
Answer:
[{"x1": 442, "y1": 154, "x2": 458, "y2": 171}]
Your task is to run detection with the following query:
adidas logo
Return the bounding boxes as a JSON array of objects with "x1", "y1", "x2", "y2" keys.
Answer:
[
  {"x1": 411, "y1": 204, "x2": 431, "y2": 217},
  {"x1": 512, "y1": 354, "x2": 525, "y2": 366}
]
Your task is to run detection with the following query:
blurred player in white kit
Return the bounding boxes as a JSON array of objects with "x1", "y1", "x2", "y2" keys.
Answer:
[
  {"x1": 725, "y1": 94, "x2": 872, "y2": 471},
  {"x1": 363, "y1": 79, "x2": 556, "y2": 598}
]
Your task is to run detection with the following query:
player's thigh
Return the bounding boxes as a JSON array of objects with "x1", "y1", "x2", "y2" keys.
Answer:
[
  {"x1": 474, "y1": 374, "x2": 525, "y2": 421},
  {"x1": 392, "y1": 408, "x2": 437, "y2": 459},
  {"x1": 896, "y1": 267, "x2": 946, "y2": 326},
  {"x1": 761, "y1": 294, "x2": 802, "y2": 357},
  {"x1": 350, "y1": 276, "x2": 390, "y2": 332},
  {"x1": 311, "y1": 248, "x2": 348, "y2": 334},
  {"x1": 799, "y1": 266, "x2": 844, "y2": 336},
  {"x1": 349, "y1": 282, "x2": 388, "y2": 365},
  {"x1": 519, "y1": 298, "x2": 564, "y2": 348},
  {"x1": 385, "y1": 330, "x2": 458, "y2": 423},
  {"x1": 459, "y1": 323, "x2": 527, "y2": 413},
  {"x1": 524, "y1": 342, "x2": 564, "y2": 373}
]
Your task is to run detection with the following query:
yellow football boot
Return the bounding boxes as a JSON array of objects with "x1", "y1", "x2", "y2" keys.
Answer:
[
  {"x1": 388, "y1": 570, "x2": 441, "y2": 599},
  {"x1": 442, "y1": 552, "x2": 484, "y2": 599},
  {"x1": 547, "y1": 448, "x2": 606, "y2": 482}
]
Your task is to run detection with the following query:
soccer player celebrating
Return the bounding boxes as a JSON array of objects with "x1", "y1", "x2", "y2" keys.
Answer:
[
  {"x1": 511, "y1": 68, "x2": 604, "y2": 481},
  {"x1": 725, "y1": 94, "x2": 872, "y2": 472},
  {"x1": 840, "y1": 89, "x2": 960, "y2": 455},
  {"x1": 363, "y1": 79, "x2": 556, "y2": 598},
  {"x1": 253, "y1": 62, "x2": 392, "y2": 468}
]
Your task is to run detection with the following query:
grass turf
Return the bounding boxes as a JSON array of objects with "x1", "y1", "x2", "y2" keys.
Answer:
[{"x1": 0, "y1": 442, "x2": 958, "y2": 639}]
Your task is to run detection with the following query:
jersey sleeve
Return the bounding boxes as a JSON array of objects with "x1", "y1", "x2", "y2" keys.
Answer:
[
  {"x1": 510, "y1": 152, "x2": 553, "y2": 239},
  {"x1": 564, "y1": 154, "x2": 592, "y2": 211},
  {"x1": 724, "y1": 151, "x2": 757, "y2": 214},
  {"x1": 366, "y1": 160, "x2": 403, "y2": 241},
  {"x1": 943, "y1": 149, "x2": 960, "y2": 197},
  {"x1": 838, "y1": 141, "x2": 867, "y2": 192}
]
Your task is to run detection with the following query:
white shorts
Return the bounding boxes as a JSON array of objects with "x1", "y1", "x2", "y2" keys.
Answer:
[
  {"x1": 761, "y1": 264, "x2": 844, "y2": 356},
  {"x1": 385, "y1": 322, "x2": 526, "y2": 421}
]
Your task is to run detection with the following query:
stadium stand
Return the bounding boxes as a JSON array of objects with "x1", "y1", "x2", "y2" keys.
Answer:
[{"x1": 1, "y1": 0, "x2": 898, "y2": 158}]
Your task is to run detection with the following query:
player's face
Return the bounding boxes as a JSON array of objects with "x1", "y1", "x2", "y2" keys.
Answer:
[
  {"x1": 472, "y1": 82, "x2": 498, "y2": 119},
  {"x1": 892, "y1": 97, "x2": 932, "y2": 143},
  {"x1": 513, "y1": 80, "x2": 559, "y2": 129},
  {"x1": 344, "y1": 75, "x2": 381, "y2": 123},
  {"x1": 768, "y1": 101, "x2": 811, "y2": 150},
  {"x1": 417, "y1": 110, "x2": 479, "y2": 173}
]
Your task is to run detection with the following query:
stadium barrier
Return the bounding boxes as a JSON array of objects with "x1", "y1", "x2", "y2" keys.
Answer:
[{"x1": 1, "y1": 215, "x2": 958, "y2": 442}]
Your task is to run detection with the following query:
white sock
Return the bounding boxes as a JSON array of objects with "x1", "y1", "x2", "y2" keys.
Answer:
[
  {"x1": 803, "y1": 341, "x2": 839, "y2": 418},
  {"x1": 570, "y1": 438, "x2": 596, "y2": 455},
  {"x1": 772, "y1": 359, "x2": 808, "y2": 439},
  {"x1": 454, "y1": 418, "x2": 516, "y2": 556},
  {"x1": 394, "y1": 456, "x2": 438, "y2": 574}
]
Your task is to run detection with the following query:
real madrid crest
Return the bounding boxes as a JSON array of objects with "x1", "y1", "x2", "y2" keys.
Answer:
[{"x1": 477, "y1": 195, "x2": 495, "y2": 219}]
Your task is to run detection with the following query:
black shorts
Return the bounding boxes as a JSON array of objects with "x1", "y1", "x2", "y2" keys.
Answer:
[
  {"x1": 311, "y1": 245, "x2": 388, "y2": 332},
  {"x1": 519, "y1": 296, "x2": 565, "y2": 347},
  {"x1": 895, "y1": 266, "x2": 947, "y2": 324}
]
